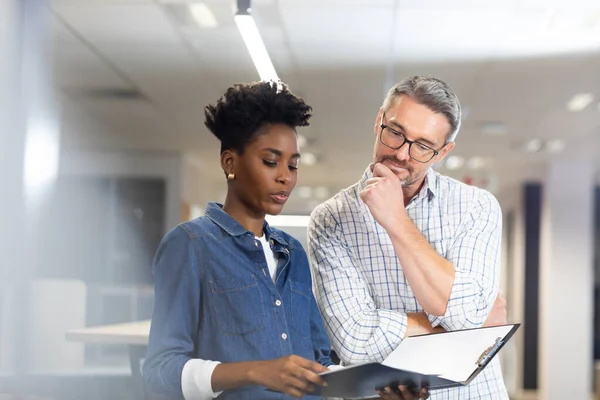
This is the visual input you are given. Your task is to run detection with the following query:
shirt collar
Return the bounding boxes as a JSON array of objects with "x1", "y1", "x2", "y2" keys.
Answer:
[
  {"x1": 424, "y1": 167, "x2": 439, "y2": 200},
  {"x1": 205, "y1": 202, "x2": 288, "y2": 246}
]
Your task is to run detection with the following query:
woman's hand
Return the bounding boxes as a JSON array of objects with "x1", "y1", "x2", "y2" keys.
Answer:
[{"x1": 248, "y1": 355, "x2": 329, "y2": 398}]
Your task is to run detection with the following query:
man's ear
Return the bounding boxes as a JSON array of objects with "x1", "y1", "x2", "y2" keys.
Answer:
[
  {"x1": 434, "y1": 142, "x2": 455, "y2": 164},
  {"x1": 373, "y1": 108, "x2": 384, "y2": 137}
]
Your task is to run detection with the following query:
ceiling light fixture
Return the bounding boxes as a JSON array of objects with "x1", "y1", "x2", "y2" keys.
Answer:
[
  {"x1": 444, "y1": 155, "x2": 464, "y2": 170},
  {"x1": 466, "y1": 157, "x2": 486, "y2": 170},
  {"x1": 297, "y1": 134, "x2": 307, "y2": 148},
  {"x1": 297, "y1": 186, "x2": 312, "y2": 199},
  {"x1": 480, "y1": 121, "x2": 508, "y2": 136},
  {"x1": 524, "y1": 139, "x2": 543, "y2": 153},
  {"x1": 546, "y1": 139, "x2": 566, "y2": 153},
  {"x1": 567, "y1": 93, "x2": 594, "y2": 112},
  {"x1": 235, "y1": 0, "x2": 278, "y2": 81},
  {"x1": 189, "y1": 3, "x2": 218, "y2": 28},
  {"x1": 301, "y1": 152, "x2": 317, "y2": 166}
]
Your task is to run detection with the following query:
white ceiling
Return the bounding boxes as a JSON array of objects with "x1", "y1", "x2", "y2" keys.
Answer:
[{"x1": 50, "y1": 0, "x2": 600, "y2": 212}]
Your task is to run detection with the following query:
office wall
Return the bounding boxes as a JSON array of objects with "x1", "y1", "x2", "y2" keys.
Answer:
[{"x1": 59, "y1": 149, "x2": 182, "y2": 233}]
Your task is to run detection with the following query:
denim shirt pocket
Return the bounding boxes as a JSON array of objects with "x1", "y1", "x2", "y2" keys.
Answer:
[
  {"x1": 289, "y1": 280, "x2": 312, "y2": 339},
  {"x1": 209, "y1": 274, "x2": 267, "y2": 336}
]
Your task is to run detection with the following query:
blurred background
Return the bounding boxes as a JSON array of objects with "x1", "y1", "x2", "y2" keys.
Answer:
[{"x1": 1, "y1": 0, "x2": 599, "y2": 399}]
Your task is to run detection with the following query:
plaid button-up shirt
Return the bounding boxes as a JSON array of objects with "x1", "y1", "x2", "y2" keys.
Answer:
[{"x1": 308, "y1": 166, "x2": 508, "y2": 399}]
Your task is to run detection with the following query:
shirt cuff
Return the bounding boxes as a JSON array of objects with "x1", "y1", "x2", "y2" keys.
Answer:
[
  {"x1": 427, "y1": 270, "x2": 486, "y2": 331},
  {"x1": 363, "y1": 309, "x2": 408, "y2": 359},
  {"x1": 181, "y1": 359, "x2": 223, "y2": 400}
]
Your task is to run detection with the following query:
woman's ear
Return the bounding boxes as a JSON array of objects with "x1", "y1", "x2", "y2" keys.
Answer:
[{"x1": 221, "y1": 150, "x2": 236, "y2": 178}]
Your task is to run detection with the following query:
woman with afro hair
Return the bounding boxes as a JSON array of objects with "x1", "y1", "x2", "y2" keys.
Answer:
[{"x1": 142, "y1": 81, "x2": 335, "y2": 400}]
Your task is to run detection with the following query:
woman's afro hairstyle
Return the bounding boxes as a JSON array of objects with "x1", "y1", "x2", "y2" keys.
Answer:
[{"x1": 204, "y1": 81, "x2": 312, "y2": 154}]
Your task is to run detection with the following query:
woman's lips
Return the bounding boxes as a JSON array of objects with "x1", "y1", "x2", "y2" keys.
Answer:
[{"x1": 270, "y1": 194, "x2": 288, "y2": 204}]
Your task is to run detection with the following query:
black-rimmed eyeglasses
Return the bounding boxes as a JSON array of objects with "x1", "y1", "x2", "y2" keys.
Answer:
[{"x1": 379, "y1": 113, "x2": 441, "y2": 163}]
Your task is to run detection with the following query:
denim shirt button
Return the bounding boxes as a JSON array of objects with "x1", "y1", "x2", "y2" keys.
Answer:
[
  {"x1": 255, "y1": 240, "x2": 259, "y2": 247},
  {"x1": 284, "y1": 248, "x2": 289, "y2": 254},
  {"x1": 281, "y1": 333, "x2": 288, "y2": 340},
  {"x1": 275, "y1": 299, "x2": 282, "y2": 306}
]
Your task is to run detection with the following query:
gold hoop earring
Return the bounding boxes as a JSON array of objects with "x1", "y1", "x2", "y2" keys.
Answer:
[{"x1": 227, "y1": 172, "x2": 235, "y2": 180}]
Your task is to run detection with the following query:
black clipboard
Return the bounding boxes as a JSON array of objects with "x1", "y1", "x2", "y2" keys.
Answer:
[{"x1": 315, "y1": 324, "x2": 520, "y2": 399}]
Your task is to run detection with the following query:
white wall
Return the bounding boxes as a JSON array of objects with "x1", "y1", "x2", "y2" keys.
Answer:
[{"x1": 539, "y1": 161, "x2": 594, "y2": 400}]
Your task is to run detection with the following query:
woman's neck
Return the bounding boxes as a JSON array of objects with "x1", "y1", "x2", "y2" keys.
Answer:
[{"x1": 222, "y1": 194, "x2": 265, "y2": 237}]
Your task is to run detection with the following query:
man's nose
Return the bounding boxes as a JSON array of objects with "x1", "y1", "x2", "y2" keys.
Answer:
[{"x1": 395, "y1": 142, "x2": 411, "y2": 161}]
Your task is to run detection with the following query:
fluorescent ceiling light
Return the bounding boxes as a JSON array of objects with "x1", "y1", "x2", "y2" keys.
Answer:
[
  {"x1": 480, "y1": 121, "x2": 508, "y2": 136},
  {"x1": 235, "y1": 14, "x2": 278, "y2": 81},
  {"x1": 297, "y1": 186, "x2": 312, "y2": 199},
  {"x1": 297, "y1": 134, "x2": 307, "y2": 148},
  {"x1": 546, "y1": 139, "x2": 565, "y2": 153},
  {"x1": 466, "y1": 157, "x2": 486, "y2": 170},
  {"x1": 189, "y1": 3, "x2": 218, "y2": 28},
  {"x1": 524, "y1": 139, "x2": 543, "y2": 153},
  {"x1": 265, "y1": 215, "x2": 310, "y2": 227},
  {"x1": 301, "y1": 152, "x2": 317, "y2": 166},
  {"x1": 567, "y1": 93, "x2": 594, "y2": 112}
]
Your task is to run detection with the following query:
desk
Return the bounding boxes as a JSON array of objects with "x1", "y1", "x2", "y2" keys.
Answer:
[
  {"x1": 66, "y1": 320, "x2": 150, "y2": 400},
  {"x1": 66, "y1": 320, "x2": 150, "y2": 345}
]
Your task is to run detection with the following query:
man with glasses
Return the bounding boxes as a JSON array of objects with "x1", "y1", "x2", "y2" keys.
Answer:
[{"x1": 308, "y1": 76, "x2": 508, "y2": 399}]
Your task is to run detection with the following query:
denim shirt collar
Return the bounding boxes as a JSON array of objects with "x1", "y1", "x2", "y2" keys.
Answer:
[{"x1": 205, "y1": 202, "x2": 289, "y2": 247}]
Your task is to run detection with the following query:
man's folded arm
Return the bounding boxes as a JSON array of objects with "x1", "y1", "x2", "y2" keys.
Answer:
[
  {"x1": 308, "y1": 204, "x2": 411, "y2": 363},
  {"x1": 426, "y1": 192, "x2": 502, "y2": 331}
]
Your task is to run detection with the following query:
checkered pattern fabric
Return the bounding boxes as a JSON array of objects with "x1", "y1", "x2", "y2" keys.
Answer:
[{"x1": 308, "y1": 166, "x2": 508, "y2": 399}]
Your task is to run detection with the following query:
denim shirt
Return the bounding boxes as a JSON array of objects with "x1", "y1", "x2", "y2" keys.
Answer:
[{"x1": 143, "y1": 202, "x2": 333, "y2": 399}]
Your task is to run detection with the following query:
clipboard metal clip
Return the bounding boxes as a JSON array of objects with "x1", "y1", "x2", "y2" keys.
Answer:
[{"x1": 476, "y1": 337, "x2": 503, "y2": 368}]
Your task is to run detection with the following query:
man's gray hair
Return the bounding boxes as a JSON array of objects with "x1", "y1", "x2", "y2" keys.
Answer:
[{"x1": 383, "y1": 76, "x2": 462, "y2": 143}]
